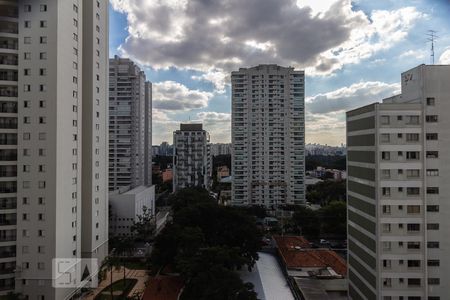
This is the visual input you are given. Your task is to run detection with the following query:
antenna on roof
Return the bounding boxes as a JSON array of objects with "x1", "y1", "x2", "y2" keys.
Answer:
[{"x1": 426, "y1": 30, "x2": 438, "y2": 65}]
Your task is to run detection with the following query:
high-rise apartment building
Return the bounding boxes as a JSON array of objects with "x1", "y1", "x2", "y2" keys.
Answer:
[
  {"x1": 0, "y1": 0, "x2": 109, "y2": 299},
  {"x1": 231, "y1": 65, "x2": 305, "y2": 207},
  {"x1": 347, "y1": 64, "x2": 450, "y2": 300},
  {"x1": 173, "y1": 124, "x2": 211, "y2": 192},
  {"x1": 108, "y1": 56, "x2": 152, "y2": 191}
]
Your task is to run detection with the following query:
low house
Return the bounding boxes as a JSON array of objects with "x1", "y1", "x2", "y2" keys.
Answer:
[
  {"x1": 274, "y1": 235, "x2": 348, "y2": 300},
  {"x1": 109, "y1": 185, "x2": 155, "y2": 237}
]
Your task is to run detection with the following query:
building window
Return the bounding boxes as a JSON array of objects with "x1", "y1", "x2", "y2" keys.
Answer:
[
  {"x1": 406, "y1": 133, "x2": 419, "y2": 142},
  {"x1": 406, "y1": 169, "x2": 420, "y2": 178},
  {"x1": 406, "y1": 187, "x2": 420, "y2": 196},
  {"x1": 381, "y1": 151, "x2": 390, "y2": 160},
  {"x1": 380, "y1": 134, "x2": 390, "y2": 143},
  {"x1": 426, "y1": 133, "x2": 438, "y2": 140},
  {"x1": 427, "y1": 242, "x2": 439, "y2": 248},
  {"x1": 427, "y1": 187, "x2": 439, "y2": 194},
  {"x1": 24, "y1": 21, "x2": 31, "y2": 28},
  {"x1": 426, "y1": 169, "x2": 439, "y2": 176},
  {"x1": 426, "y1": 97, "x2": 435, "y2": 106},
  {"x1": 24, "y1": 5, "x2": 31, "y2": 12},
  {"x1": 40, "y1": 5, "x2": 47, "y2": 12},
  {"x1": 428, "y1": 278, "x2": 440, "y2": 285},
  {"x1": 40, "y1": 20, "x2": 47, "y2": 28},
  {"x1": 40, "y1": 52, "x2": 47, "y2": 60},
  {"x1": 40, "y1": 36, "x2": 47, "y2": 44},
  {"x1": 406, "y1": 151, "x2": 420, "y2": 160},
  {"x1": 427, "y1": 223, "x2": 439, "y2": 230},
  {"x1": 24, "y1": 85, "x2": 31, "y2": 92},
  {"x1": 426, "y1": 151, "x2": 438, "y2": 158},
  {"x1": 407, "y1": 205, "x2": 420, "y2": 214},
  {"x1": 406, "y1": 116, "x2": 420, "y2": 125},
  {"x1": 24, "y1": 52, "x2": 31, "y2": 60},
  {"x1": 380, "y1": 116, "x2": 390, "y2": 125},
  {"x1": 407, "y1": 224, "x2": 420, "y2": 232},
  {"x1": 428, "y1": 260, "x2": 440, "y2": 266},
  {"x1": 40, "y1": 68, "x2": 47, "y2": 76},
  {"x1": 427, "y1": 205, "x2": 439, "y2": 212}
]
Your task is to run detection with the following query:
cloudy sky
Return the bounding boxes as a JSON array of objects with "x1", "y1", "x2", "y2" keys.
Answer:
[{"x1": 109, "y1": 0, "x2": 450, "y2": 145}]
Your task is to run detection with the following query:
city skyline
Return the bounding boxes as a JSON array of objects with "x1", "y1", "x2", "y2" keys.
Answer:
[{"x1": 109, "y1": 0, "x2": 450, "y2": 145}]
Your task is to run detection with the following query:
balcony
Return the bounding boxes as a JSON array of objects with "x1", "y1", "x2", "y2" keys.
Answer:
[
  {"x1": 0, "y1": 87, "x2": 16, "y2": 97},
  {"x1": 0, "y1": 21, "x2": 17, "y2": 34},
  {"x1": 0, "y1": 117, "x2": 16, "y2": 129}
]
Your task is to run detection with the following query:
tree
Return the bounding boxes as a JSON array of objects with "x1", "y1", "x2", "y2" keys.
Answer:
[
  {"x1": 104, "y1": 256, "x2": 121, "y2": 299},
  {"x1": 306, "y1": 180, "x2": 346, "y2": 205},
  {"x1": 151, "y1": 187, "x2": 261, "y2": 299},
  {"x1": 291, "y1": 206, "x2": 320, "y2": 239},
  {"x1": 319, "y1": 201, "x2": 347, "y2": 238},
  {"x1": 131, "y1": 206, "x2": 155, "y2": 242},
  {"x1": 180, "y1": 266, "x2": 257, "y2": 300}
]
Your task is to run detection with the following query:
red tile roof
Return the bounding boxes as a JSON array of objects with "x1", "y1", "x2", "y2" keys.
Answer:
[
  {"x1": 273, "y1": 235, "x2": 347, "y2": 277},
  {"x1": 142, "y1": 275, "x2": 184, "y2": 300}
]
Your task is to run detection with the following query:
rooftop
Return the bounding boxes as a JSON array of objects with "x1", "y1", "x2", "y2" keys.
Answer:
[
  {"x1": 180, "y1": 123, "x2": 203, "y2": 131},
  {"x1": 142, "y1": 275, "x2": 184, "y2": 300},
  {"x1": 273, "y1": 236, "x2": 347, "y2": 277}
]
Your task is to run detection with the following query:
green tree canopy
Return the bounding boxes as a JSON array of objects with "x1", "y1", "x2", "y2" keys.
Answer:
[{"x1": 151, "y1": 187, "x2": 262, "y2": 300}]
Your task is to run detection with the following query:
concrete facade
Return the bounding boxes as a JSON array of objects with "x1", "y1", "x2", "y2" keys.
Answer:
[
  {"x1": 173, "y1": 124, "x2": 211, "y2": 192},
  {"x1": 231, "y1": 65, "x2": 305, "y2": 207},
  {"x1": 0, "y1": 0, "x2": 110, "y2": 298},
  {"x1": 347, "y1": 64, "x2": 450, "y2": 300},
  {"x1": 108, "y1": 56, "x2": 152, "y2": 191}
]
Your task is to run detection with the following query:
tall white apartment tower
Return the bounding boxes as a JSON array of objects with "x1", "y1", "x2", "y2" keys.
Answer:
[
  {"x1": 108, "y1": 56, "x2": 152, "y2": 191},
  {"x1": 0, "y1": 0, "x2": 109, "y2": 298},
  {"x1": 231, "y1": 65, "x2": 305, "y2": 207},
  {"x1": 173, "y1": 124, "x2": 211, "y2": 192},
  {"x1": 347, "y1": 64, "x2": 450, "y2": 300}
]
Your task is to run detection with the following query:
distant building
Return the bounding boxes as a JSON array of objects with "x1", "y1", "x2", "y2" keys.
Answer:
[
  {"x1": 173, "y1": 124, "x2": 211, "y2": 192},
  {"x1": 109, "y1": 185, "x2": 155, "y2": 237},
  {"x1": 217, "y1": 165, "x2": 230, "y2": 179},
  {"x1": 152, "y1": 145, "x2": 160, "y2": 156},
  {"x1": 305, "y1": 143, "x2": 347, "y2": 156},
  {"x1": 210, "y1": 143, "x2": 232, "y2": 156},
  {"x1": 159, "y1": 141, "x2": 173, "y2": 156},
  {"x1": 231, "y1": 64, "x2": 305, "y2": 207},
  {"x1": 347, "y1": 65, "x2": 450, "y2": 300},
  {"x1": 308, "y1": 166, "x2": 347, "y2": 181},
  {"x1": 109, "y1": 56, "x2": 152, "y2": 191},
  {"x1": 273, "y1": 236, "x2": 347, "y2": 300}
]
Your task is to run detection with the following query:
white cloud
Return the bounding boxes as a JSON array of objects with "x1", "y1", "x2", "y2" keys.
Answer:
[
  {"x1": 152, "y1": 81, "x2": 214, "y2": 111},
  {"x1": 194, "y1": 112, "x2": 231, "y2": 143},
  {"x1": 305, "y1": 80, "x2": 401, "y2": 145},
  {"x1": 439, "y1": 48, "x2": 450, "y2": 64},
  {"x1": 111, "y1": 0, "x2": 424, "y2": 88},
  {"x1": 307, "y1": 81, "x2": 400, "y2": 114},
  {"x1": 191, "y1": 69, "x2": 229, "y2": 93},
  {"x1": 296, "y1": 0, "x2": 340, "y2": 16}
]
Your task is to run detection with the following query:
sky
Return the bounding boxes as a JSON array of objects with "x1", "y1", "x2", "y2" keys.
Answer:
[{"x1": 108, "y1": 0, "x2": 450, "y2": 146}]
